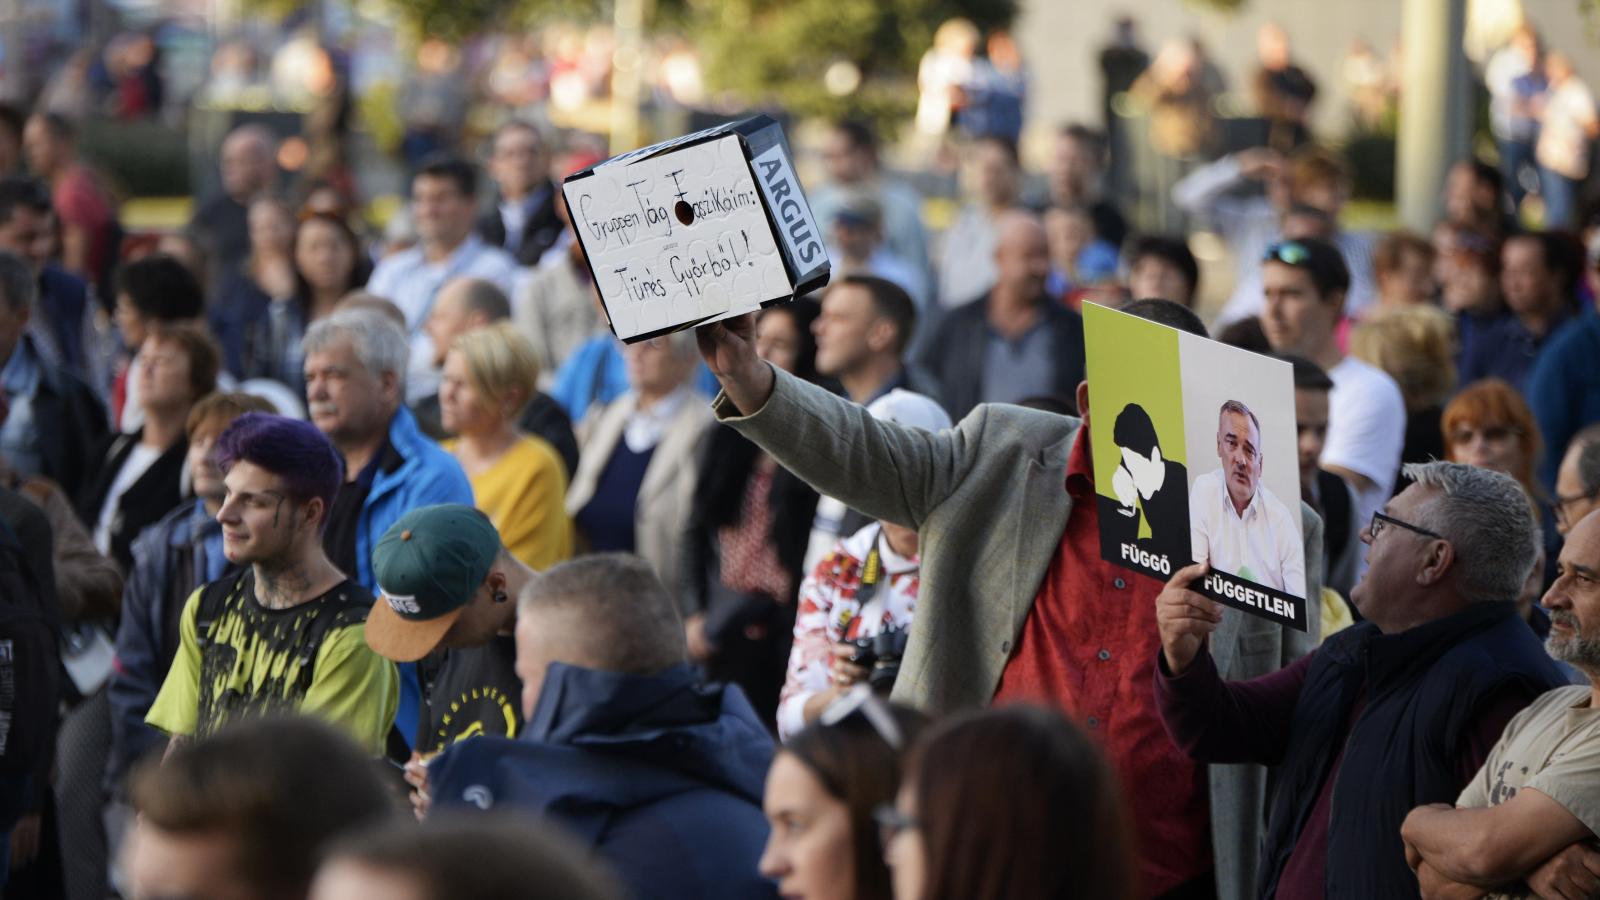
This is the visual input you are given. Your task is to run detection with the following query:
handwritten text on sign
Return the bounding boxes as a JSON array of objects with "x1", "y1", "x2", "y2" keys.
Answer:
[{"x1": 562, "y1": 134, "x2": 794, "y2": 340}]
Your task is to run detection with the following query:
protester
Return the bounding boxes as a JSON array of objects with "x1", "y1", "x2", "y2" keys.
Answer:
[
  {"x1": 1485, "y1": 26, "x2": 1543, "y2": 211},
  {"x1": 312, "y1": 815, "x2": 623, "y2": 900},
  {"x1": 510, "y1": 202, "x2": 601, "y2": 380},
  {"x1": 0, "y1": 250, "x2": 106, "y2": 492},
  {"x1": 185, "y1": 124, "x2": 279, "y2": 277},
  {"x1": 121, "y1": 717, "x2": 396, "y2": 900},
  {"x1": 1442, "y1": 379, "x2": 1545, "y2": 506},
  {"x1": 1156, "y1": 461, "x2": 1568, "y2": 898},
  {"x1": 696, "y1": 297, "x2": 1323, "y2": 898},
  {"x1": 1370, "y1": 230, "x2": 1437, "y2": 312},
  {"x1": 1527, "y1": 231, "x2": 1600, "y2": 489},
  {"x1": 567, "y1": 332, "x2": 711, "y2": 597},
  {"x1": 812, "y1": 276, "x2": 933, "y2": 406},
  {"x1": 1045, "y1": 124, "x2": 1130, "y2": 250},
  {"x1": 1174, "y1": 146, "x2": 1376, "y2": 323},
  {"x1": 1348, "y1": 304, "x2": 1457, "y2": 479},
  {"x1": 884, "y1": 706, "x2": 1134, "y2": 900},
  {"x1": 1259, "y1": 237, "x2": 1405, "y2": 556},
  {"x1": 1440, "y1": 159, "x2": 1513, "y2": 237},
  {"x1": 1124, "y1": 234, "x2": 1199, "y2": 309},
  {"x1": 21, "y1": 112, "x2": 117, "y2": 288},
  {"x1": 827, "y1": 194, "x2": 930, "y2": 315},
  {"x1": 1553, "y1": 425, "x2": 1600, "y2": 537},
  {"x1": 426, "y1": 554, "x2": 779, "y2": 899},
  {"x1": 210, "y1": 197, "x2": 296, "y2": 351},
  {"x1": 918, "y1": 211, "x2": 1085, "y2": 419},
  {"x1": 365, "y1": 156, "x2": 518, "y2": 396},
  {"x1": 365, "y1": 505, "x2": 535, "y2": 819},
  {"x1": 935, "y1": 135, "x2": 1022, "y2": 308},
  {"x1": 1042, "y1": 204, "x2": 1119, "y2": 297},
  {"x1": 779, "y1": 390, "x2": 948, "y2": 739},
  {"x1": 416, "y1": 277, "x2": 578, "y2": 475},
  {"x1": 477, "y1": 121, "x2": 563, "y2": 267},
  {"x1": 111, "y1": 254, "x2": 207, "y2": 432},
  {"x1": 1401, "y1": 508, "x2": 1600, "y2": 898},
  {"x1": 809, "y1": 120, "x2": 931, "y2": 281},
  {"x1": 1287, "y1": 355, "x2": 1361, "y2": 614},
  {"x1": 686, "y1": 301, "x2": 823, "y2": 728},
  {"x1": 439, "y1": 321, "x2": 570, "y2": 571},
  {"x1": 106, "y1": 392, "x2": 273, "y2": 792},
  {"x1": 0, "y1": 175, "x2": 91, "y2": 376},
  {"x1": 1459, "y1": 232, "x2": 1577, "y2": 391},
  {"x1": 1252, "y1": 22, "x2": 1317, "y2": 150},
  {"x1": 1534, "y1": 51, "x2": 1599, "y2": 229},
  {"x1": 79, "y1": 322, "x2": 219, "y2": 571},
  {"x1": 760, "y1": 690, "x2": 927, "y2": 900},
  {"x1": 144, "y1": 413, "x2": 399, "y2": 753}
]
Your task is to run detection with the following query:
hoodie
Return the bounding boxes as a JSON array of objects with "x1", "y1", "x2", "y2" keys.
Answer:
[{"x1": 429, "y1": 662, "x2": 779, "y2": 899}]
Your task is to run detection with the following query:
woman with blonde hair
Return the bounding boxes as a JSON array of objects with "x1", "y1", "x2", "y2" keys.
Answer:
[
  {"x1": 1348, "y1": 304, "x2": 1457, "y2": 486},
  {"x1": 440, "y1": 321, "x2": 571, "y2": 570}
]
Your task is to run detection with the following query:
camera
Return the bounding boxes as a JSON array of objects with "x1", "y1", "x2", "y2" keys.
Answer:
[{"x1": 846, "y1": 624, "x2": 911, "y2": 693}]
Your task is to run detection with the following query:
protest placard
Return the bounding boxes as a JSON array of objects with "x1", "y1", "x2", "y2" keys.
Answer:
[
  {"x1": 1084, "y1": 302, "x2": 1309, "y2": 631},
  {"x1": 561, "y1": 115, "x2": 831, "y2": 342}
]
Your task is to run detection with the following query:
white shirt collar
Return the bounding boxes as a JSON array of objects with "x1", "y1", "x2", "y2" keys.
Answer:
[{"x1": 622, "y1": 386, "x2": 691, "y2": 453}]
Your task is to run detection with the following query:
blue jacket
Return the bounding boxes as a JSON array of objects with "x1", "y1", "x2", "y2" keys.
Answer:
[
  {"x1": 1529, "y1": 307, "x2": 1600, "y2": 489},
  {"x1": 37, "y1": 265, "x2": 89, "y2": 375},
  {"x1": 106, "y1": 499, "x2": 224, "y2": 787},
  {"x1": 430, "y1": 662, "x2": 779, "y2": 900},
  {"x1": 362, "y1": 406, "x2": 474, "y2": 746}
]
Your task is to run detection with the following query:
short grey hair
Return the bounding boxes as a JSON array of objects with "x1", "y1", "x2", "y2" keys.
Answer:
[
  {"x1": 1403, "y1": 461, "x2": 1539, "y2": 603},
  {"x1": 302, "y1": 308, "x2": 411, "y2": 389},
  {"x1": 1571, "y1": 424, "x2": 1600, "y2": 496},
  {"x1": 0, "y1": 251, "x2": 34, "y2": 313},
  {"x1": 517, "y1": 553, "x2": 686, "y2": 675},
  {"x1": 1218, "y1": 399, "x2": 1261, "y2": 434}
]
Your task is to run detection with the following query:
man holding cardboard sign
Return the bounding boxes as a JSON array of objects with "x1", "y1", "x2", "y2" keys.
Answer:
[{"x1": 697, "y1": 297, "x2": 1322, "y2": 899}]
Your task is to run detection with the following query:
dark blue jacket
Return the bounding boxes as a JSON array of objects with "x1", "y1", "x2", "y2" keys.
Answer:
[
  {"x1": 37, "y1": 265, "x2": 89, "y2": 375},
  {"x1": 1258, "y1": 602, "x2": 1567, "y2": 899},
  {"x1": 1529, "y1": 307, "x2": 1600, "y2": 489},
  {"x1": 430, "y1": 662, "x2": 779, "y2": 900},
  {"x1": 105, "y1": 499, "x2": 229, "y2": 788}
]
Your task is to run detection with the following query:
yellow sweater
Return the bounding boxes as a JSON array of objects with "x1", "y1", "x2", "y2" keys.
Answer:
[{"x1": 447, "y1": 435, "x2": 573, "y2": 571}]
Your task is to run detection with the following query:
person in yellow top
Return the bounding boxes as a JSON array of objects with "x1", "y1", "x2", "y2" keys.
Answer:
[
  {"x1": 145, "y1": 413, "x2": 397, "y2": 755},
  {"x1": 440, "y1": 320, "x2": 572, "y2": 571}
]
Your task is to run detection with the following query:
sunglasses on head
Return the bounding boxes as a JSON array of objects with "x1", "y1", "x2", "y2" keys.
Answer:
[{"x1": 1263, "y1": 240, "x2": 1311, "y2": 266}]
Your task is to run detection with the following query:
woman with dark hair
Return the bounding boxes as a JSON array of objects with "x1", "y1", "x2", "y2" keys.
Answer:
[
  {"x1": 760, "y1": 690, "x2": 928, "y2": 900},
  {"x1": 223, "y1": 211, "x2": 371, "y2": 390},
  {"x1": 882, "y1": 706, "x2": 1134, "y2": 900},
  {"x1": 684, "y1": 297, "x2": 825, "y2": 728}
]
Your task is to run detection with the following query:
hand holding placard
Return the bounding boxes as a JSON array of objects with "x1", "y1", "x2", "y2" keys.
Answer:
[
  {"x1": 694, "y1": 313, "x2": 775, "y2": 416},
  {"x1": 1156, "y1": 561, "x2": 1222, "y2": 675}
]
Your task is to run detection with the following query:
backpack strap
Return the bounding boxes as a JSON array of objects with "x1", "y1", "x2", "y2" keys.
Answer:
[
  {"x1": 194, "y1": 571, "x2": 249, "y2": 650},
  {"x1": 289, "y1": 585, "x2": 373, "y2": 697}
]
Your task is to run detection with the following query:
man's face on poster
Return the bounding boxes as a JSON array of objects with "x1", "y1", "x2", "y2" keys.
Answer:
[{"x1": 1217, "y1": 408, "x2": 1263, "y2": 512}]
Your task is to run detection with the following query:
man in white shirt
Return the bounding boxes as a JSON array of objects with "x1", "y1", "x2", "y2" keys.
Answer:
[
  {"x1": 1258, "y1": 238, "x2": 1405, "y2": 569},
  {"x1": 1189, "y1": 399, "x2": 1304, "y2": 596},
  {"x1": 367, "y1": 157, "x2": 519, "y2": 398}
]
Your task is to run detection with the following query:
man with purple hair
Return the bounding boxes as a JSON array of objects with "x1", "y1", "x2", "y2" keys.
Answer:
[{"x1": 144, "y1": 412, "x2": 399, "y2": 755}]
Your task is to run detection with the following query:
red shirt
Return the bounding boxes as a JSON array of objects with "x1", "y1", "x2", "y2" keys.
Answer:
[{"x1": 993, "y1": 427, "x2": 1211, "y2": 898}]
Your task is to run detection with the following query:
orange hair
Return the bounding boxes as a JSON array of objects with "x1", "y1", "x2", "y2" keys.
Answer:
[{"x1": 1440, "y1": 378, "x2": 1542, "y2": 496}]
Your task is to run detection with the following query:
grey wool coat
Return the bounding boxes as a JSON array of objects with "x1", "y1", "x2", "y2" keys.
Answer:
[{"x1": 716, "y1": 365, "x2": 1323, "y2": 900}]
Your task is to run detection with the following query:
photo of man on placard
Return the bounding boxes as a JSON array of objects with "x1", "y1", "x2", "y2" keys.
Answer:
[
  {"x1": 1105, "y1": 402, "x2": 1190, "y2": 569},
  {"x1": 1189, "y1": 399, "x2": 1305, "y2": 596}
]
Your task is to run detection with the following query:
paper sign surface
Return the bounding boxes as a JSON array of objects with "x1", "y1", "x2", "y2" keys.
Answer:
[
  {"x1": 562, "y1": 134, "x2": 795, "y2": 340},
  {"x1": 1084, "y1": 302, "x2": 1309, "y2": 631}
]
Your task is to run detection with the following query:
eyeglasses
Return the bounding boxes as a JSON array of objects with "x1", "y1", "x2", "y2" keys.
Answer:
[
  {"x1": 819, "y1": 684, "x2": 904, "y2": 751},
  {"x1": 1263, "y1": 240, "x2": 1311, "y2": 266},
  {"x1": 1368, "y1": 510, "x2": 1445, "y2": 541},
  {"x1": 874, "y1": 803, "x2": 921, "y2": 850},
  {"x1": 1554, "y1": 488, "x2": 1600, "y2": 528}
]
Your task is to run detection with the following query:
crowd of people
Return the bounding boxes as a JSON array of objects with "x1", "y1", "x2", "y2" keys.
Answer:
[{"x1": 0, "y1": 7, "x2": 1597, "y2": 900}]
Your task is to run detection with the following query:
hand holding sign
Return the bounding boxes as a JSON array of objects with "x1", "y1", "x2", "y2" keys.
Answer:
[
  {"x1": 1156, "y1": 561, "x2": 1222, "y2": 675},
  {"x1": 695, "y1": 313, "x2": 774, "y2": 416}
]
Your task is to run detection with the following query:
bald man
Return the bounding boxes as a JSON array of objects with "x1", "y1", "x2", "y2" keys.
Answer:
[
  {"x1": 918, "y1": 209, "x2": 1085, "y2": 418},
  {"x1": 187, "y1": 124, "x2": 280, "y2": 276}
]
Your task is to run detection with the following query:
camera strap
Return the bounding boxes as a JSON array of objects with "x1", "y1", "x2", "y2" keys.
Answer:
[{"x1": 851, "y1": 526, "x2": 886, "y2": 611}]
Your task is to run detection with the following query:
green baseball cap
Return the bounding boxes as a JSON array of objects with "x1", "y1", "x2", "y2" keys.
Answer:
[{"x1": 365, "y1": 504, "x2": 501, "y2": 662}]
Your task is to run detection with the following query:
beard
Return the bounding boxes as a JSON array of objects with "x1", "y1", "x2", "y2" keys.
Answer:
[{"x1": 1546, "y1": 610, "x2": 1600, "y2": 669}]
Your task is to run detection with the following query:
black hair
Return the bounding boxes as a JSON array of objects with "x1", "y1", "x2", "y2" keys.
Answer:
[
  {"x1": 1117, "y1": 297, "x2": 1208, "y2": 338},
  {"x1": 0, "y1": 175, "x2": 51, "y2": 228},
  {"x1": 116, "y1": 253, "x2": 205, "y2": 321},
  {"x1": 1125, "y1": 235, "x2": 1200, "y2": 302},
  {"x1": 1112, "y1": 403, "x2": 1160, "y2": 457},
  {"x1": 1218, "y1": 316, "x2": 1272, "y2": 354},
  {"x1": 1279, "y1": 354, "x2": 1334, "y2": 392},
  {"x1": 1059, "y1": 124, "x2": 1107, "y2": 160},
  {"x1": 758, "y1": 294, "x2": 823, "y2": 385},
  {"x1": 414, "y1": 155, "x2": 478, "y2": 199},
  {"x1": 832, "y1": 119, "x2": 878, "y2": 156},
  {"x1": 837, "y1": 274, "x2": 918, "y2": 356},
  {"x1": 0, "y1": 104, "x2": 24, "y2": 146},
  {"x1": 1268, "y1": 237, "x2": 1350, "y2": 301},
  {"x1": 1464, "y1": 157, "x2": 1505, "y2": 199}
]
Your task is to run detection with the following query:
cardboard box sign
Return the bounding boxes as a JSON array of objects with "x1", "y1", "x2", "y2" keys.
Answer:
[{"x1": 562, "y1": 115, "x2": 832, "y2": 343}]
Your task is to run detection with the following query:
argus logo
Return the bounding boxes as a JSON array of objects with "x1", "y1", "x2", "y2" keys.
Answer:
[
  {"x1": 753, "y1": 145, "x2": 825, "y2": 268},
  {"x1": 462, "y1": 785, "x2": 494, "y2": 810}
]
